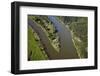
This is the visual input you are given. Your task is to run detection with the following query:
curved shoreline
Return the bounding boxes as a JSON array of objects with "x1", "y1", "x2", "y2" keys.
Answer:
[
  {"x1": 28, "y1": 16, "x2": 79, "y2": 60},
  {"x1": 28, "y1": 18, "x2": 61, "y2": 59},
  {"x1": 48, "y1": 16, "x2": 78, "y2": 58}
]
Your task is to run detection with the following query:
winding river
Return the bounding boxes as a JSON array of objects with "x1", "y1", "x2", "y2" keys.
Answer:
[
  {"x1": 48, "y1": 16, "x2": 78, "y2": 59},
  {"x1": 28, "y1": 16, "x2": 78, "y2": 59},
  {"x1": 28, "y1": 18, "x2": 60, "y2": 59}
]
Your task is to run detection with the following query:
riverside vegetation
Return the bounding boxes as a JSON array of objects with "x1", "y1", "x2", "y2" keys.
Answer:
[
  {"x1": 57, "y1": 16, "x2": 88, "y2": 58},
  {"x1": 28, "y1": 15, "x2": 60, "y2": 60},
  {"x1": 28, "y1": 15, "x2": 88, "y2": 61}
]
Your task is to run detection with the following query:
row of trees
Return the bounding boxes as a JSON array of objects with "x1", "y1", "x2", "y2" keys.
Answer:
[{"x1": 29, "y1": 15, "x2": 60, "y2": 52}]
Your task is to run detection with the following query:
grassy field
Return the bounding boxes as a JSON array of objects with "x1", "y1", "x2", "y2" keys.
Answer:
[{"x1": 28, "y1": 26, "x2": 48, "y2": 60}]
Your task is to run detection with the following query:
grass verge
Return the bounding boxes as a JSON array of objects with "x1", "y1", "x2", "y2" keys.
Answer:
[{"x1": 28, "y1": 26, "x2": 48, "y2": 60}]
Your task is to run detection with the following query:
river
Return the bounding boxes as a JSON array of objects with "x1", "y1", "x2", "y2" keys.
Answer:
[
  {"x1": 28, "y1": 16, "x2": 78, "y2": 60},
  {"x1": 48, "y1": 16, "x2": 78, "y2": 59}
]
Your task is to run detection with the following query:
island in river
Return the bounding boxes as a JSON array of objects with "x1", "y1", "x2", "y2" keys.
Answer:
[{"x1": 28, "y1": 15, "x2": 88, "y2": 61}]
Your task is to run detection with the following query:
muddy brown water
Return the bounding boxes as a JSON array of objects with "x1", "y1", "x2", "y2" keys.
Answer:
[{"x1": 28, "y1": 16, "x2": 78, "y2": 60}]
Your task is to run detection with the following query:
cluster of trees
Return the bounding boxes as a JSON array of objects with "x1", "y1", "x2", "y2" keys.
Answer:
[{"x1": 58, "y1": 16, "x2": 88, "y2": 58}]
